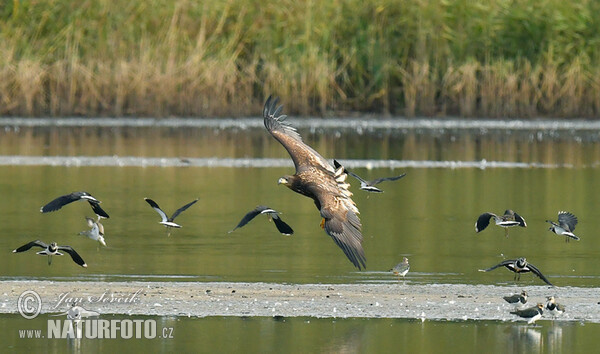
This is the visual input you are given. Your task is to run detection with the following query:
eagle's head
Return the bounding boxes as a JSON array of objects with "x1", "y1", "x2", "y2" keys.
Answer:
[{"x1": 278, "y1": 176, "x2": 292, "y2": 187}]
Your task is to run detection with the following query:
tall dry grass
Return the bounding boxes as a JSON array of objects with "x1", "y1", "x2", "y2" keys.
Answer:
[{"x1": 1, "y1": 0, "x2": 600, "y2": 117}]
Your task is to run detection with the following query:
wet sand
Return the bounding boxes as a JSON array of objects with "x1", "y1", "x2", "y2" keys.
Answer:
[{"x1": 1, "y1": 281, "x2": 599, "y2": 322}]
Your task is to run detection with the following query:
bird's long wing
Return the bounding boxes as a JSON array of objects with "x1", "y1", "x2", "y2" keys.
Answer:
[
  {"x1": 526, "y1": 263, "x2": 553, "y2": 286},
  {"x1": 478, "y1": 259, "x2": 516, "y2": 272},
  {"x1": 88, "y1": 201, "x2": 110, "y2": 219},
  {"x1": 558, "y1": 211, "x2": 577, "y2": 231},
  {"x1": 13, "y1": 240, "x2": 48, "y2": 253},
  {"x1": 272, "y1": 216, "x2": 294, "y2": 235},
  {"x1": 171, "y1": 199, "x2": 198, "y2": 220},
  {"x1": 369, "y1": 173, "x2": 407, "y2": 186},
  {"x1": 58, "y1": 246, "x2": 87, "y2": 268},
  {"x1": 229, "y1": 206, "x2": 272, "y2": 232},
  {"x1": 144, "y1": 198, "x2": 168, "y2": 222},
  {"x1": 513, "y1": 212, "x2": 527, "y2": 227},
  {"x1": 348, "y1": 171, "x2": 368, "y2": 184},
  {"x1": 475, "y1": 213, "x2": 496, "y2": 232},
  {"x1": 40, "y1": 192, "x2": 95, "y2": 213},
  {"x1": 263, "y1": 96, "x2": 333, "y2": 174}
]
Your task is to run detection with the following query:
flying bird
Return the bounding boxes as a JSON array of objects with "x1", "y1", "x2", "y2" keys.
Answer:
[
  {"x1": 13, "y1": 240, "x2": 87, "y2": 267},
  {"x1": 343, "y1": 166, "x2": 406, "y2": 193},
  {"x1": 510, "y1": 303, "x2": 544, "y2": 324},
  {"x1": 40, "y1": 191, "x2": 109, "y2": 219},
  {"x1": 479, "y1": 257, "x2": 553, "y2": 286},
  {"x1": 545, "y1": 296, "x2": 565, "y2": 317},
  {"x1": 263, "y1": 96, "x2": 365, "y2": 269},
  {"x1": 503, "y1": 290, "x2": 528, "y2": 308},
  {"x1": 144, "y1": 198, "x2": 198, "y2": 235},
  {"x1": 78, "y1": 217, "x2": 107, "y2": 247},
  {"x1": 475, "y1": 209, "x2": 526, "y2": 237},
  {"x1": 389, "y1": 257, "x2": 410, "y2": 277},
  {"x1": 229, "y1": 205, "x2": 294, "y2": 235},
  {"x1": 546, "y1": 211, "x2": 580, "y2": 242}
]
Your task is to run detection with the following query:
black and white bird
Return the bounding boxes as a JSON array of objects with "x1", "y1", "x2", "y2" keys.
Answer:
[
  {"x1": 545, "y1": 296, "x2": 565, "y2": 317},
  {"x1": 334, "y1": 160, "x2": 405, "y2": 193},
  {"x1": 479, "y1": 257, "x2": 553, "y2": 286},
  {"x1": 475, "y1": 210, "x2": 526, "y2": 237},
  {"x1": 510, "y1": 303, "x2": 544, "y2": 324},
  {"x1": 40, "y1": 191, "x2": 109, "y2": 219},
  {"x1": 389, "y1": 257, "x2": 410, "y2": 277},
  {"x1": 546, "y1": 211, "x2": 580, "y2": 242},
  {"x1": 13, "y1": 240, "x2": 87, "y2": 267},
  {"x1": 229, "y1": 205, "x2": 294, "y2": 235},
  {"x1": 144, "y1": 198, "x2": 198, "y2": 235},
  {"x1": 503, "y1": 290, "x2": 528, "y2": 308},
  {"x1": 78, "y1": 217, "x2": 106, "y2": 247}
]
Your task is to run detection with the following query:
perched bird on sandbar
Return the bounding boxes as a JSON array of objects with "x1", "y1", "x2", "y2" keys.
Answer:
[
  {"x1": 475, "y1": 209, "x2": 526, "y2": 237},
  {"x1": 13, "y1": 240, "x2": 87, "y2": 267},
  {"x1": 504, "y1": 290, "x2": 528, "y2": 308},
  {"x1": 78, "y1": 217, "x2": 107, "y2": 247},
  {"x1": 545, "y1": 296, "x2": 565, "y2": 317},
  {"x1": 389, "y1": 257, "x2": 410, "y2": 277},
  {"x1": 264, "y1": 96, "x2": 365, "y2": 269},
  {"x1": 479, "y1": 257, "x2": 553, "y2": 286},
  {"x1": 144, "y1": 198, "x2": 198, "y2": 235},
  {"x1": 40, "y1": 191, "x2": 110, "y2": 219},
  {"x1": 510, "y1": 303, "x2": 544, "y2": 324},
  {"x1": 229, "y1": 205, "x2": 294, "y2": 235},
  {"x1": 337, "y1": 162, "x2": 406, "y2": 193},
  {"x1": 546, "y1": 211, "x2": 580, "y2": 242}
]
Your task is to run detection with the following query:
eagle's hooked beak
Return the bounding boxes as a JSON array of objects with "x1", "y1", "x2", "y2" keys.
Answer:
[{"x1": 278, "y1": 177, "x2": 288, "y2": 185}]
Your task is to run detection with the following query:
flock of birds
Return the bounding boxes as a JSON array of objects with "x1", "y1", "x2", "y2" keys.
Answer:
[
  {"x1": 504, "y1": 291, "x2": 565, "y2": 324},
  {"x1": 12, "y1": 96, "x2": 580, "y2": 324}
]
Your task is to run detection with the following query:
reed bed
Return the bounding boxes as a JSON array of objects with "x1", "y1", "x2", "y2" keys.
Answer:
[{"x1": 1, "y1": 0, "x2": 600, "y2": 117}]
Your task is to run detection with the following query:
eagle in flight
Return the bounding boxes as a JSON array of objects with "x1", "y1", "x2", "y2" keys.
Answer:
[{"x1": 263, "y1": 96, "x2": 365, "y2": 269}]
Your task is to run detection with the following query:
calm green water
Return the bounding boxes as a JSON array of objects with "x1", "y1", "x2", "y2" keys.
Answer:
[
  {"x1": 2, "y1": 314, "x2": 597, "y2": 353},
  {"x1": 0, "y1": 165, "x2": 599, "y2": 286},
  {"x1": 2, "y1": 122, "x2": 600, "y2": 352}
]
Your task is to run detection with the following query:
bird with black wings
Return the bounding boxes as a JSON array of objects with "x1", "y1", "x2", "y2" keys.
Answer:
[
  {"x1": 479, "y1": 257, "x2": 553, "y2": 286},
  {"x1": 263, "y1": 96, "x2": 366, "y2": 270}
]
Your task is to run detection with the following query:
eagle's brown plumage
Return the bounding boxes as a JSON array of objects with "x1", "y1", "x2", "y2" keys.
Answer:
[{"x1": 263, "y1": 96, "x2": 366, "y2": 269}]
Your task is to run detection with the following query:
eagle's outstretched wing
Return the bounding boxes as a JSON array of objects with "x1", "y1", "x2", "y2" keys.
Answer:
[{"x1": 263, "y1": 96, "x2": 333, "y2": 174}]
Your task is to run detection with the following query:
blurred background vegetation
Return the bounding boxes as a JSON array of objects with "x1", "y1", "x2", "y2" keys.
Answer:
[{"x1": 1, "y1": 0, "x2": 600, "y2": 118}]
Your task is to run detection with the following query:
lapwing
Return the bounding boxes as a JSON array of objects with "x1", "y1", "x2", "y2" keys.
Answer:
[
  {"x1": 337, "y1": 160, "x2": 406, "y2": 193},
  {"x1": 546, "y1": 211, "x2": 580, "y2": 242},
  {"x1": 40, "y1": 191, "x2": 109, "y2": 219},
  {"x1": 510, "y1": 303, "x2": 544, "y2": 324},
  {"x1": 78, "y1": 217, "x2": 107, "y2": 247},
  {"x1": 475, "y1": 210, "x2": 526, "y2": 237},
  {"x1": 13, "y1": 240, "x2": 87, "y2": 267},
  {"x1": 144, "y1": 198, "x2": 198, "y2": 236},
  {"x1": 229, "y1": 205, "x2": 294, "y2": 235},
  {"x1": 503, "y1": 290, "x2": 528, "y2": 308},
  {"x1": 479, "y1": 257, "x2": 553, "y2": 286},
  {"x1": 545, "y1": 296, "x2": 565, "y2": 317},
  {"x1": 389, "y1": 257, "x2": 410, "y2": 277}
]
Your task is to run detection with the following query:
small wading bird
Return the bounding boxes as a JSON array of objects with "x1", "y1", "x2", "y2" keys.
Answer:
[
  {"x1": 475, "y1": 209, "x2": 526, "y2": 237},
  {"x1": 78, "y1": 217, "x2": 107, "y2": 247},
  {"x1": 346, "y1": 169, "x2": 406, "y2": 193},
  {"x1": 510, "y1": 303, "x2": 544, "y2": 325},
  {"x1": 40, "y1": 191, "x2": 110, "y2": 219},
  {"x1": 545, "y1": 296, "x2": 565, "y2": 317},
  {"x1": 13, "y1": 240, "x2": 87, "y2": 267},
  {"x1": 546, "y1": 211, "x2": 580, "y2": 242},
  {"x1": 389, "y1": 257, "x2": 410, "y2": 277},
  {"x1": 264, "y1": 96, "x2": 365, "y2": 269},
  {"x1": 229, "y1": 205, "x2": 294, "y2": 235},
  {"x1": 504, "y1": 290, "x2": 528, "y2": 308},
  {"x1": 144, "y1": 198, "x2": 198, "y2": 236},
  {"x1": 479, "y1": 257, "x2": 553, "y2": 286}
]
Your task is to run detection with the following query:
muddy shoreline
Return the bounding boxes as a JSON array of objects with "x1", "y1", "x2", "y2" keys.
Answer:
[{"x1": 1, "y1": 281, "x2": 598, "y2": 323}]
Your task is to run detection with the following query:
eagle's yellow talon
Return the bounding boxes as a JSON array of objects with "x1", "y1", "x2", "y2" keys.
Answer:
[{"x1": 320, "y1": 218, "x2": 325, "y2": 229}]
